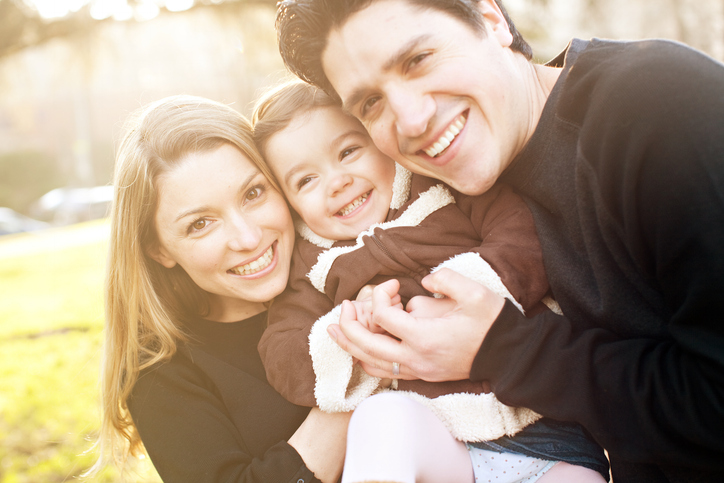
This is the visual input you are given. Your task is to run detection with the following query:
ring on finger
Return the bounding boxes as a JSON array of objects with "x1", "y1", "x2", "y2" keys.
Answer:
[{"x1": 392, "y1": 362, "x2": 400, "y2": 376}]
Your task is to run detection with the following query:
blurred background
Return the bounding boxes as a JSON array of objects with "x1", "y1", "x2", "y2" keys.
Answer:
[{"x1": 0, "y1": 0, "x2": 722, "y2": 481}]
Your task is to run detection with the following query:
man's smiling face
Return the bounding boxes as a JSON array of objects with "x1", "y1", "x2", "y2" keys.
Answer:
[{"x1": 321, "y1": 0, "x2": 531, "y2": 195}]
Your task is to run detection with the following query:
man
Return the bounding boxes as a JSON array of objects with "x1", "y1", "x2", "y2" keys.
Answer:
[{"x1": 276, "y1": 0, "x2": 724, "y2": 481}]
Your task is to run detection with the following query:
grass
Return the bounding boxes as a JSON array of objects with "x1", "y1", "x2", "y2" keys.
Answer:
[{"x1": 0, "y1": 220, "x2": 160, "y2": 482}]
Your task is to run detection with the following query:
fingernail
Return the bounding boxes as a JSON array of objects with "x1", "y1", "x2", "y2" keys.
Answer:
[{"x1": 327, "y1": 325, "x2": 338, "y2": 341}]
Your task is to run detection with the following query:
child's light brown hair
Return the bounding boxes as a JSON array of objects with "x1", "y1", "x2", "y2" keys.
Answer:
[{"x1": 252, "y1": 78, "x2": 338, "y2": 163}]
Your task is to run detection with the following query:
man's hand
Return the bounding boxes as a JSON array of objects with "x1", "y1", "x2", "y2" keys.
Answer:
[{"x1": 326, "y1": 270, "x2": 505, "y2": 382}]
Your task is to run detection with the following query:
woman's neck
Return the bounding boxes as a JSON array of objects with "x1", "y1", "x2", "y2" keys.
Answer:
[{"x1": 206, "y1": 298, "x2": 267, "y2": 323}]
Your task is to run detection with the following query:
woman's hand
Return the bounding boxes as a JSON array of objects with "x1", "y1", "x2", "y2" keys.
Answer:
[{"x1": 288, "y1": 408, "x2": 352, "y2": 483}]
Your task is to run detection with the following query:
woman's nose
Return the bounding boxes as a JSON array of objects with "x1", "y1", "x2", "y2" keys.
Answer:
[{"x1": 226, "y1": 215, "x2": 262, "y2": 252}]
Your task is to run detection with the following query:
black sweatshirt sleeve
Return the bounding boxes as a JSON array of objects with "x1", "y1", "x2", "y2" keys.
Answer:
[{"x1": 129, "y1": 357, "x2": 321, "y2": 483}]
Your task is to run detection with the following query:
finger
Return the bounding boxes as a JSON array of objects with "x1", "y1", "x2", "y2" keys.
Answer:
[
  {"x1": 405, "y1": 294, "x2": 456, "y2": 317},
  {"x1": 359, "y1": 359, "x2": 412, "y2": 380},
  {"x1": 329, "y1": 321, "x2": 404, "y2": 379},
  {"x1": 421, "y1": 268, "x2": 487, "y2": 302},
  {"x1": 371, "y1": 279, "x2": 401, "y2": 311},
  {"x1": 336, "y1": 312, "x2": 412, "y2": 372},
  {"x1": 356, "y1": 284, "x2": 376, "y2": 301}
]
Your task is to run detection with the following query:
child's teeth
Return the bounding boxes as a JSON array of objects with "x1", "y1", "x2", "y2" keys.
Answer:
[{"x1": 338, "y1": 192, "x2": 369, "y2": 216}]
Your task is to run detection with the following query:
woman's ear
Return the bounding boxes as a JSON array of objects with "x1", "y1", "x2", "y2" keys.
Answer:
[
  {"x1": 146, "y1": 242, "x2": 177, "y2": 269},
  {"x1": 478, "y1": 0, "x2": 514, "y2": 48}
]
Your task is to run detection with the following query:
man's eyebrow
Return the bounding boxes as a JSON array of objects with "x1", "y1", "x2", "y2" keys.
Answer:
[
  {"x1": 342, "y1": 34, "x2": 432, "y2": 113},
  {"x1": 174, "y1": 170, "x2": 259, "y2": 222}
]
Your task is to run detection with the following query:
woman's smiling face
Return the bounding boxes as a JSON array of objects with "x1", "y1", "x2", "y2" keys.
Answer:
[{"x1": 151, "y1": 143, "x2": 295, "y2": 322}]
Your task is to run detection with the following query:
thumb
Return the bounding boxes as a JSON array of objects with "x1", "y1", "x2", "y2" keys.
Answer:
[{"x1": 421, "y1": 268, "x2": 482, "y2": 302}]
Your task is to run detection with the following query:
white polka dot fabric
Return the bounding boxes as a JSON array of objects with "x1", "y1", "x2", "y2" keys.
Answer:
[{"x1": 465, "y1": 445, "x2": 558, "y2": 483}]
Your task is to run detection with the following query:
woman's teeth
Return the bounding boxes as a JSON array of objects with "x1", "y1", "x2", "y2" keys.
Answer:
[
  {"x1": 338, "y1": 192, "x2": 369, "y2": 217},
  {"x1": 229, "y1": 245, "x2": 274, "y2": 275},
  {"x1": 423, "y1": 113, "x2": 467, "y2": 158}
]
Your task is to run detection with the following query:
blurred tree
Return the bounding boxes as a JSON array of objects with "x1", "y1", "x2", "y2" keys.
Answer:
[{"x1": 0, "y1": 0, "x2": 278, "y2": 60}]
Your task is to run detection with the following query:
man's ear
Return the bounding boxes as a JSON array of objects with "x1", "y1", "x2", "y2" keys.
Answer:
[
  {"x1": 146, "y1": 242, "x2": 177, "y2": 269},
  {"x1": 478, "y1": 0, "x2": 514, "y2": 48}
]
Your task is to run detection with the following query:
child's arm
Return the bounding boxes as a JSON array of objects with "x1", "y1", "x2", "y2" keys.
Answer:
[
  {"x1": 258, "y1": 245, "x2": 336, "y2": 407},
  {"x1": 454, "y1": 182, "x2": 552, "y2": 314}
]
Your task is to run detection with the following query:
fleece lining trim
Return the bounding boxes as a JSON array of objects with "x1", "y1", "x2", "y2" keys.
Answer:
[{"x1": 308, "y1": 252, "x2": 542, "y2": 442}]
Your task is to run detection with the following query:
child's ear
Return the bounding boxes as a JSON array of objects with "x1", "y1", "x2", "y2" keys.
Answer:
[{"x1": 146, "y1": 242, "x2": 177, "y2": 269}]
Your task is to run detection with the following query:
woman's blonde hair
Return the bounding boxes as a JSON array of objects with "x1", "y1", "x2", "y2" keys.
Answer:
[
  {"x1": 92, "y1": 95, "x2": 276, "y2": 475},
  {"x1": 252, "y1": 77, "x2": 337, "y2": 161}
]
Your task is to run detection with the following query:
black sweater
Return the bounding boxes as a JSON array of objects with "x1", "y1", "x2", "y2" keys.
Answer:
[
  {"x1": 129, "y1": 311, "x2": 320, "y2": 483},
  {"x1": 474, "y1": 39, "x2": 724, "y2": 481}
]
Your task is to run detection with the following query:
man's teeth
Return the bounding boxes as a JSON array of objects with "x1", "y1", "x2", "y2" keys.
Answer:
[
  {"x1": 423, "y1": 113, "x2": 467, "y2": 158},
  {"x1": 338, "y1": 192, "x2": 369, "y2": 216},
  {"x1": 229, "y1": 245, "x2": 274, "y2": 275}
]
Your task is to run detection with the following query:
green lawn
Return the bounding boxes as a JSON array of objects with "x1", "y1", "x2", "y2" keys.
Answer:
[{"x1": 0, "y1": 221, "x2": 160, "y2": 482}]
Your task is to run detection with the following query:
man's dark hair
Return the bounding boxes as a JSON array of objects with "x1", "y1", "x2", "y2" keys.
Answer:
[{"x1": 277, "y1": 0, "x2": 533, "y2": 100}]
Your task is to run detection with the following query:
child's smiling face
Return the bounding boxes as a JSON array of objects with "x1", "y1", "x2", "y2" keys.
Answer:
[{"x1": 264, "y1": 106, "x2": 396, "y2": 241}]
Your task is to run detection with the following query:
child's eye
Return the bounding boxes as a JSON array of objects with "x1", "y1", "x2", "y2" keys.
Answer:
[
  {"x1": 340, "y1": 146, "x2": 360, "y2": 161},
  {"x1": 297, "y1": 176, "x2": 313, "y2": 190}
]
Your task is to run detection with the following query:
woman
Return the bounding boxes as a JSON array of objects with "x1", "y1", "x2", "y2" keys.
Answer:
[{"x1": 91, "y1": 95, "x2": 350, "y2": 482}]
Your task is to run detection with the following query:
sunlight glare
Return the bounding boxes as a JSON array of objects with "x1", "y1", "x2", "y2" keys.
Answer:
[
  {"x1": 26, "y1": 0, "x2": 88, "y2": 19},
  {"x1": 166, "y1": 0, "x2": 194, "y2": 13}
]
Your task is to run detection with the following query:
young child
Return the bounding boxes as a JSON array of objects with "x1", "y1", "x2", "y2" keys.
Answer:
[{"x1": 253, "y1": 79, "x2": 609, "y2": 483}]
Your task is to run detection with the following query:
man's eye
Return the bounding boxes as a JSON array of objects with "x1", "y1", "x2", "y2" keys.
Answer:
[
  {"x1": 408, "y1": 52, "x2": 431, "y2": 70},
  {"x1": 361, "y1": 96, "x2": 380, "y2": 116}
]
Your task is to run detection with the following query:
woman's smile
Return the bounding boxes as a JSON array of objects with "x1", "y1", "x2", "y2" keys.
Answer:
[{"x1": 228, "y1": 242, "x2": 277, "y2": 278}]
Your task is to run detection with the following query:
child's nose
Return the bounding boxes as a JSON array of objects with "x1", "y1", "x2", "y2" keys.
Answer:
[{"x1": 328, "y1": 171, "x2": 354, "y2": 196}]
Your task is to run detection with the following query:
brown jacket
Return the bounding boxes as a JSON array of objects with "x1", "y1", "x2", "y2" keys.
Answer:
[{"x1": 258, "y1": 170, "x2": 549, "y2": 441}]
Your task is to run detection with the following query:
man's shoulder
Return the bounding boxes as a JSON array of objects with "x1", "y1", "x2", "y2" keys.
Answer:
[{"x1": 557, "y1": 38, "x2": 723, "y2": 128}]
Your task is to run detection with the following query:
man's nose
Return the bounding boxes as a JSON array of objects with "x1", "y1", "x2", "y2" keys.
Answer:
[{"x1": 388, "y1": 86, "x2": 435, "y2": 139}]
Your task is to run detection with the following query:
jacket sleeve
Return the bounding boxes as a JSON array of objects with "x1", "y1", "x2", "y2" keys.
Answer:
[
  {"x1": 472, "y1": 41, "x2": 724, "y2": 470},
  {"x1": 455, "y1": 183, "x2": 550, "y2": 314},
  {"x1": 259, "y1": 242, "x2": 335, "y2": 407},
  {"x1": 129, "y1": 359, "x2": 320, "y2": 483}
]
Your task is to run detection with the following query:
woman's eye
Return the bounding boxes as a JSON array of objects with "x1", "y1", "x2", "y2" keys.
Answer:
[
  {"x1": 340, "y1": 146, "x2": 360, "y2": 161},
  {"x1": 190, "y1": 219, "x2": 209, "y2": 232},
  {"x1": 245, "y1": 184, "x2": 265, "y2": 201}
]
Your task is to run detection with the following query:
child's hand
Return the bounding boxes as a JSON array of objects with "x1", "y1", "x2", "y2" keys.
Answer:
[
  {"x1": 353, "y1": 284, "x2": 402, "y2": 334},
  {"x1": 405, "y1": 293, "x2": 458, "y2": 319}
]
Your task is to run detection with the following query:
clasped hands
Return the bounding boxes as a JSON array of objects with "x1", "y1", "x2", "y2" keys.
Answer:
[{"x1": 326, "y1": 268, "x2": 506, "y2": 383}]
